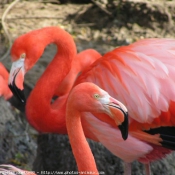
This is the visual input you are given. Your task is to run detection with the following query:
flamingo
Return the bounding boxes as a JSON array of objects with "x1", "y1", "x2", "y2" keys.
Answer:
[
  {"x1": 0, "y1": 63, "x2": 12, "y2": 99},
  {"x1": 65, "y1": 82, "x2": 128, "y2": 174},
  {"x1": 8, "y1": 26, "x2": 175, "y2": 174}
]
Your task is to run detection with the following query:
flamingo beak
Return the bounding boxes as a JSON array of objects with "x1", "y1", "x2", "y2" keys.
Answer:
[
  {"x1": 107, "y1": 97, "x2": 128, "y2": 140},
  {"x1": 8, "y1": 59, "x2": 26, "y2": 104}
]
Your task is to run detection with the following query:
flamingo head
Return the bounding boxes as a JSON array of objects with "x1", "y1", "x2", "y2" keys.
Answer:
[
  {"x1": 67, "y1": 82, "x2": 129, "y2": 140},
  {"x1": 8, "y1": 30, "x2": 45, "y2": 103}
]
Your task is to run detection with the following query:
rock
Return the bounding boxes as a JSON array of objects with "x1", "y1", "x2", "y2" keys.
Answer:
[{"x1": 0, "y1": 98, "x2": 37, "y2": 169}]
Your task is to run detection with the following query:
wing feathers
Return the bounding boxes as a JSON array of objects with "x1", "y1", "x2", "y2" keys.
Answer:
[
  {"x1": 145, "y1": 126, "x2": 175, "y2": 150},
  {"x1": 78, "y1": 39, "x2": 175, "y2": 124}
]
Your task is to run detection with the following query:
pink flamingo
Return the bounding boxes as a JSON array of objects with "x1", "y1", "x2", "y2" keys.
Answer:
[
  {"x1": 66, "y1": 82, "x2": 128, "y2": 174},
  {"x1": 0, "y1": 63, "x2": 12, "y2": 99},
  {"x1": 8, "y1": 26, "x2": 175, "y2": 174}
]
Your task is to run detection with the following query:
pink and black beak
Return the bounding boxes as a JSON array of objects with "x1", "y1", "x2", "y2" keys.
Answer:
[
  {"x1": 118, "y1": 109, "x2": 128, "y2": 140},
  {"x1": 8, "y1": 59, "x2": 26, "y2": 104},
  {"x1": 106, "y1": 97, "x2": 129, "y2": 140}
]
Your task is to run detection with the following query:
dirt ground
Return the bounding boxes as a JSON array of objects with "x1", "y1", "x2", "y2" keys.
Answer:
[{"x1": 1, "y1": 0, "x2": 175, "y2": 175}]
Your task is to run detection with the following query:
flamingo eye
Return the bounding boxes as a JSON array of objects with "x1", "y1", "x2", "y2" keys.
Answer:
[
  {"x1": 93, "y1": 94, "x2": 100, "y2": 99},
  {"x1": 20, "y1": 53, "x2": 26, "y2": 59}
]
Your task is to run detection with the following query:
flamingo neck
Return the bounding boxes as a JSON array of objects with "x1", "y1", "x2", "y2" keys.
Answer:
[
  {"x1": 66, "y1": 106, "x2": 99, "y2": 174},
  {"x1": 55, "y1": 57, "x2": 81, "y2": 96},
  {"x1": 26, "y1": 27, "x2": 77, "y2": 134}
]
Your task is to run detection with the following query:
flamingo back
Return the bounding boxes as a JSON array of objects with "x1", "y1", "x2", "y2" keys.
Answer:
[{"x1": 76, "y1": 39, "x2": 175, "y2": 128}]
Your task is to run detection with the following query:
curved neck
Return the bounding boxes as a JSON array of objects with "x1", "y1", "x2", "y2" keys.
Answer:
[
  {"x1": 66, "y1": 102, "x2": 99, "y2": 174},
  {"x1": 55, "y1": 57, "x2": 81, "y2": 96},
  {"x1": 26, "y1": 27, "x2": 77, "y2": 134}
]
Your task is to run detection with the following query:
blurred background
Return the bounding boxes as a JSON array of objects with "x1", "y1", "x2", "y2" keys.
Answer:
[{"x1": 0, "y1": 0, "x2": 175, "y2": 174}]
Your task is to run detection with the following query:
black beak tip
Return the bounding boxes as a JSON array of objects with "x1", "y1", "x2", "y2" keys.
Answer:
[
  {"x1": 8, "y1": 84, "x2": 26, "y2": 104},
  {"x1": 118, "y1": 112, "x2": 128, "y2": 140}
]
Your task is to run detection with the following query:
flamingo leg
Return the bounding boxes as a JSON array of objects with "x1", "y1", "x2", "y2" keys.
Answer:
[
  {"x1": 144, "y1": 163, "x2": 151, "y2": 175},
  {"x1": 123, "y1": 162, "x2": 131, "y2": 175}
]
